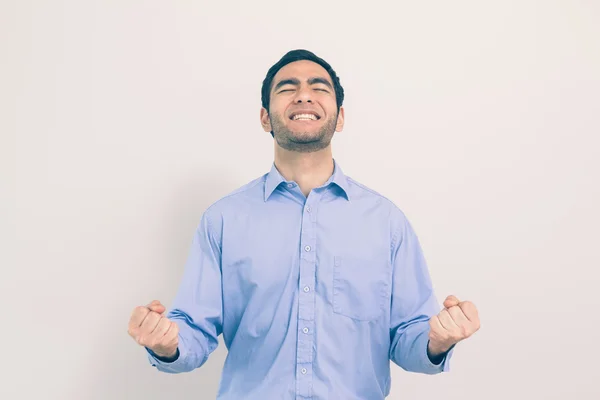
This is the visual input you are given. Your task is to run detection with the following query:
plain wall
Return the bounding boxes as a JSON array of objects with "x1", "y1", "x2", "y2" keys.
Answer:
[{"x1": 4, "y1": 1, "x2": 600, "y2": 399}]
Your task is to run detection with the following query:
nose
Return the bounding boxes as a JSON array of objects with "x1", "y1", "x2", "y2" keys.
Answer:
[{"x1": 294, "y1": 86, "x2": 313, "y2": 103}]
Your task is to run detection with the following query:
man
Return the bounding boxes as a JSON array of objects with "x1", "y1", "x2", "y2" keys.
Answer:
[{"x1": 127, "y1": 49, "x2": 480, "y2": 399}]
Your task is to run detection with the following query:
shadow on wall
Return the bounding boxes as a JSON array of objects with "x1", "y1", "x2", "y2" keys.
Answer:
[{"x1": 75, "y1": 169, "x2": 238, "y2": 400}]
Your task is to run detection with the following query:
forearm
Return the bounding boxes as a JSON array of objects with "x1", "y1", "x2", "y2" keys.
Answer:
[{"x1": 426, "y1": 339, "x2": 454, "y2": 365}]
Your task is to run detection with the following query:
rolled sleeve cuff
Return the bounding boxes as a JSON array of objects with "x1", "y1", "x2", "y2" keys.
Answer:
[
  {"x1": 418, "y1": 330, "x2": 454, "y2": 373},
  {"x1": 146, "y1": 346, "x2": 186, "y2": 372}
]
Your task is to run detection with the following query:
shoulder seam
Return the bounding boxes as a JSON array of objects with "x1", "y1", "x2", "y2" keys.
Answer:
[
  {"x1": 346, "y1": 176, "x2": 398, "y2": 206},
  {"x1": 204, "y1": 175, "x2": 266, "y2": 215}
]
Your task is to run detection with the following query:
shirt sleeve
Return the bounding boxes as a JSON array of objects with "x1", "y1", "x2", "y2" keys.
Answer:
[
  {"x1": 388, "y1": 209, "x2": 453, "y2": 374},
  {"x1": 147, "y1": 209, "x2": 223, "y2": 373}
]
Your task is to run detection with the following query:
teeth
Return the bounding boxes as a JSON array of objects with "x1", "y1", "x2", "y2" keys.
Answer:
[{"x1": 292, "y1": 113, "x2": 318, "y2": 121}]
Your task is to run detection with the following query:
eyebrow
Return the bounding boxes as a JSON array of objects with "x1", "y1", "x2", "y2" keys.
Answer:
[{"x1": 273, "y1": 77, "x2": 334, "y2": 92}]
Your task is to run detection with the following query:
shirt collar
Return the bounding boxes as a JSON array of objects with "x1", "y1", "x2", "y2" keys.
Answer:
[{"x1": 264, "y1": 158, "x2": 351, "y2": 202}]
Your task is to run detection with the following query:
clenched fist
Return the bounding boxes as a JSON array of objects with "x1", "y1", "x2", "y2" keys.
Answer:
[
  {"x1": 127, "y1": 300, "x2": 179, "y2": 359},
  {"x1": 428, "y1": 295, "x2": 480, "y2": 355}
]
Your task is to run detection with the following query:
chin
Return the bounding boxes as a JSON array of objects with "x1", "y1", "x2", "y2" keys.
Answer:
[{"x1": 291, "y1": 132, "x2": 322, "y2": 141}]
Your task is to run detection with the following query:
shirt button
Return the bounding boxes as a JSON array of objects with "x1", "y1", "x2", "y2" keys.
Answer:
[
  {"x1": 303, "y1": 327, "x2": 309, "y2": 334},
  {"x1": 287, "y1": 183, "x2": 294, "y2": 188},
  {"x1": 303, "y1": 286, "x2": 310, "y2": 292},
  {"x1": 306, "y1": 206, "x2": 312, "y2": 213},
  {"x1": 304, "y1": 245, "x2": 311, "y2": 252},
  {"x1": 301, "y1": 368, "x2": 307, "y2": 374}
]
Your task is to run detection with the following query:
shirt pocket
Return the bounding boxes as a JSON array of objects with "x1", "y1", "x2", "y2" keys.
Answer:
[{"x1": 332, "y1": 255, "x2": 390, "y2": 321}]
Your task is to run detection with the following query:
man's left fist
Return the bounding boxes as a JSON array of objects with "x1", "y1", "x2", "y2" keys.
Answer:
[{"x1": 428, "y1": 295, "x2": 480, "y2": 354}]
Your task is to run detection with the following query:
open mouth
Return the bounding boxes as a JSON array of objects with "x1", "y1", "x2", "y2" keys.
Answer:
[{"x1": 289, "y1": 112, "x2": 321, "y2": 121}]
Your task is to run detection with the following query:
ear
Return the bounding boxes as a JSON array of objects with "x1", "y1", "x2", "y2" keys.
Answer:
[
  {"x1": 260, "y1": 107, "x2": 272, "y2": 132},
  {"x1": 335, "y1": 106, "x2": 345, "y2": 132}
]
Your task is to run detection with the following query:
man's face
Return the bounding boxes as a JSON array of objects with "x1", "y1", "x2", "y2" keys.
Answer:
[{"x1": 260, "y1": 60, "x2": 345, "y2": 152}]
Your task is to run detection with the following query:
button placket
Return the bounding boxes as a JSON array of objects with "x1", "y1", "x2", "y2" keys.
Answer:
[{"x1": 296, "y1": 193, "x2": 321, "y2": 399}]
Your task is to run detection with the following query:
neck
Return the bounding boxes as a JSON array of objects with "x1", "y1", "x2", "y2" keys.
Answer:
[{"x1": 273, "y1": 144, "x2": 334, "y2": 197}]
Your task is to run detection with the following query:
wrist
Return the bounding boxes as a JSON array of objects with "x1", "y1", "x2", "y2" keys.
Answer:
[
  {"x1": 151, "y1": 347, "x2": 179, "y2": 362},
  {"x1": 427, "y1": 339, "x2": 453, "y2": 357}
]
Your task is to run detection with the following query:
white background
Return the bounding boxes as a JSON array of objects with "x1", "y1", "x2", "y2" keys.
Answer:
[{"x1": 3, "y1": 1, "x2": 600, "y2": 399}]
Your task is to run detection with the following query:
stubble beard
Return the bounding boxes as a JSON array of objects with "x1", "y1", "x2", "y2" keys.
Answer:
[{"x1": 270, "y1": 111, "x2": 338, "y2": 153}]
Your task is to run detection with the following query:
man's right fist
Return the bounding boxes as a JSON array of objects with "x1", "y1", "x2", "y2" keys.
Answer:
[{"x1": 127, "y1": 300, "x2": 179, "y2": 359}]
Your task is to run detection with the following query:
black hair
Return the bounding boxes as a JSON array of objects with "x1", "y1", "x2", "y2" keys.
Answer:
[{"x1": 261, "y1": 49, "x2": 345, "y2": 136}]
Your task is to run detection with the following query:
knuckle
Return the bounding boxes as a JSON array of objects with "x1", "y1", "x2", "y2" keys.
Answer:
[
  {"x1": 454, "y1": 329, "x2": 464, "y2": 340},
  {"x1": 145, "y1": 335, "x2": 156, "y2": 348},
  {"x1": 460, "y1": 325, "x2": 469, "y2": 337},
  {"x1": 134, "y1": 306, "x2": 147, "y2": 315},
  {"x1": 429, "y1": 317, "x2": 438, "y2": 330},
  {"x1": 465, "y1": 302, "x2": 477, "y2": 314}
]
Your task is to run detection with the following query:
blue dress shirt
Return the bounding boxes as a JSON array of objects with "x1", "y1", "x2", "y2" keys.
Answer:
[{"x1": 146, "y1": 159, "x2": 453, "y2": 399}]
